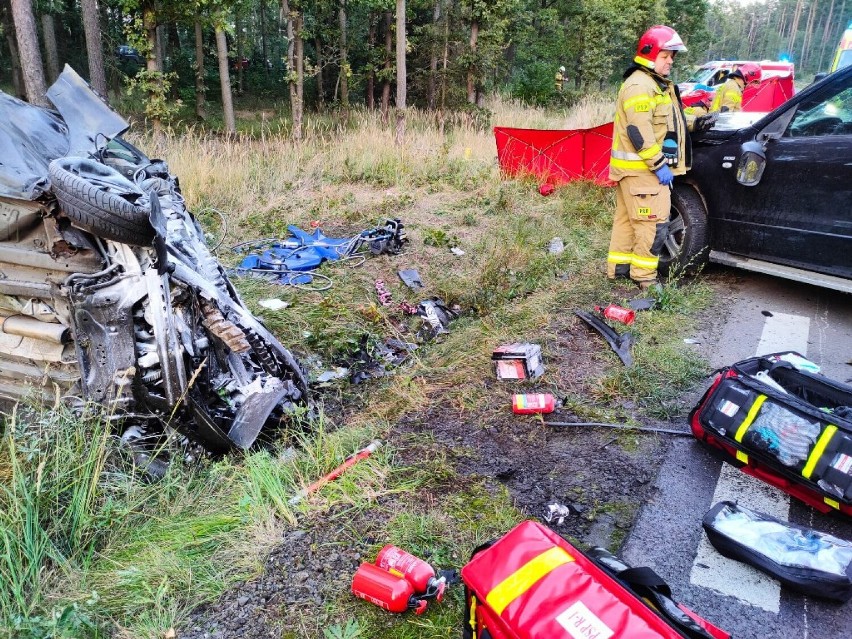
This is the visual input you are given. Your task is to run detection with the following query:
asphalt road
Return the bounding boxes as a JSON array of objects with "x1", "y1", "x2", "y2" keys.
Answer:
[{"x1": 622, "y1": 272, "x2": 852, "y2": 639}]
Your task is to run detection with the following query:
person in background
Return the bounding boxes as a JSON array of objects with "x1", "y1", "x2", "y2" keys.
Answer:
[
  {"x1": 607, "y1": 25, "x2": 716, "y2": 290},
  {"x1": 710, "y1": 62, "x2": 762, "y2": 113},
  {"x1": 555, "y1": 66, "x2": 566, "y2": 92}
]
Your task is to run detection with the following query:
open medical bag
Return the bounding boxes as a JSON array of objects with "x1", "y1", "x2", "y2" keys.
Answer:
[
  {"x1": 690, "y1": 352, "x2": 852, "y2": 516},
  {"x1": 703, "y1": 501, "x2": 852, "y2": 602},
  {"x1": 460, "y1": 520, "x2": 728, "y2": 639}
]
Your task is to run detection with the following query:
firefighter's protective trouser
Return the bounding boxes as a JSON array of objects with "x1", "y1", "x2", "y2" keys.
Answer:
[{"x1": 607, "y1": 172, "x2": 670, "y2": 283}]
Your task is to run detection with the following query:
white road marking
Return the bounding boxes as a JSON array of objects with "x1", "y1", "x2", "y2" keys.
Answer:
[
  {"x1": 754, "y1": 312, "x2": 810, "y2": 356},
  {"x1": 690, "y1": 312, "x2": 810, "y2": 612}
]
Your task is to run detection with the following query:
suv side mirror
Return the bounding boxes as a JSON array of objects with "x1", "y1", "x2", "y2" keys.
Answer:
[
  {"x1": 813, "y1": 72, "x2": 828, "y2": 83},
  {"x1": 736, "y1": 140, "x2": 767, "y2": 186}
]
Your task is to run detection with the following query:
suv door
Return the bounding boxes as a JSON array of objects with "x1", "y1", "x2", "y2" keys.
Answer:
[{"x1": 718, "y1": 71, "x2": 852, "y2": 278}]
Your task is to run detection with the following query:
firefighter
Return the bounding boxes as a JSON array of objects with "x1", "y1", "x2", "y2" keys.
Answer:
[
  {"x1": 607, "y1": 25, "x2": 715, "y2": 289},
  {"x1": 555, "y1": 66, "x2": 566, "y2": 92},
  {"x1": 710, "y1": 62, "x2": 762, "y2": 113}
]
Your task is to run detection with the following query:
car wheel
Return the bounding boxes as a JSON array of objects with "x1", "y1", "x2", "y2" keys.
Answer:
[
  {"x1": 48, "y1": 157, "x2": 156, "y2": 246},
  {"x1": 658, "y1": 183, "x2": 709, "y2": 277}
]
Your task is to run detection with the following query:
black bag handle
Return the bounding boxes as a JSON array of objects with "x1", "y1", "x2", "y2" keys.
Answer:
[{"x1": 590, "y1": 554, "x2": 717, "y2": 639}]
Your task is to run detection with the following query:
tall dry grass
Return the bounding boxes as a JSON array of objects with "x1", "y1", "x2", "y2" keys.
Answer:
[{"x1": 131, "y1": 94, "x2": 616, "y2": 231}]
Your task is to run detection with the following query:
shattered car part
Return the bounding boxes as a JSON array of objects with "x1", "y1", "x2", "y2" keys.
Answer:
[
  {"x1": 398, "y1": 269, "x2": 423, "y2": 289},
  {"x1": 0, "y1": 66, "x2": 309, "y2": 453},
  {"x1": 574, "y1": 310, "x2": 634, "y2": 366},
  {"x1": 544, "y1": 503, "x2": 572, "y2": 525},
  {"x1": 417, "y1": 298, "x2": 458, "y2": 340}
]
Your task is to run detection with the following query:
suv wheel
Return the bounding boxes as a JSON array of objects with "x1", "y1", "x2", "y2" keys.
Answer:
[{"x1": 658, "y1": 183, "x2": 710, "y2": 277}]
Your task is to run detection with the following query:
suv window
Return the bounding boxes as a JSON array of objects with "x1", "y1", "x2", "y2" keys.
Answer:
[{"x1": 786, "y1": 82, "x2": 852, "y2": 137}]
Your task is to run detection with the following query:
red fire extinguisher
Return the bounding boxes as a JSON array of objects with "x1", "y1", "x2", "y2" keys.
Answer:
[
  {"x1": 375, "y1": 545, "x2": 446, "y2": 601},
  {"x1": 512, "y1": 393, "x2": 556, "y2": 415},
  {"x1": 595, "y1": 304, "x2": 635, "y2": 325},
  {"x1": 351, "y1": 563, "x2": 429, "y2": 614}
]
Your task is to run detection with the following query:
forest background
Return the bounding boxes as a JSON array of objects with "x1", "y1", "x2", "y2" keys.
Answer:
[{"x1": 1, "y1": 0, "x2": 849, "y2": 134}]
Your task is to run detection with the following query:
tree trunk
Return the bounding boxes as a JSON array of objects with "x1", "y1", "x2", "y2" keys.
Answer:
[
  {"x1": 80, "y1": 0, "x2": 107, "y2": 100},
  {"x1": 10, "y1": 0, "x2": 49, "y2": 106},
  {"x1": 777, "y1": 4, "x2": 787, "y2": 39},
  {"x1": 366, "y1": 13, "x2": 376, "y2": 109},
  {"x1": 143, "y1": 4, "x2": 161, "y2": 132},
  {"x1": 157, "y1": 23, "x2": 166, "y2": 69},
  {"x1": 395, "y1": 0, "x2": 406, "y2": 146},
  {"x1": 381, "y1": 11, "x2": 392, "y2": 124},
  {"x1": 260, "y1": 0, "x2": 269, "y2": 74},
  {"x1": 195, "y1": 20, "x2": 206, "y2": 119},
  {"x1": 787, "y1": 0, "x2": 805, "y2": 55},
  {"x1": 281, "y1": 0, "x2": 303, "y2": 140},
  {"x1": 427, "y1": 0, "x2": 440, "y2": 110},
  {"x1": 40, "y1": 12, "x2": 59, "y2": 83},
  {"x1": 800, "y1": 0, "x2": 818, "y2": 68},
  {"x1": 315, "y1": 36, "x2": 325, "y2": 110},
  {"x1": 746, "y1": 11, "x2": 757, "y2": 57},
  {"x1": 817, "y1": 0, "x2": 836, "y2": 71},
  {"x1": 1, "y1": 0, "x2": 25, "y2": 98},
  {"x1": 215, "y1": 26, "x2": 236, "y2": 134},
  {"x1": 467, "y1": 19, "x2": 479, "y2": 104},
  {"x1": 294, "y1": 12, "x2": 303, "y2": 140},
  {"x1": 339, "y1": 1, "x2": 349, "y2": 110},
  {"x1": 439, "y1": 0, "x2": 450, "y2": 133},
  {"x1": 236, "y1": 13, "x2": 244, "y2": 94}
]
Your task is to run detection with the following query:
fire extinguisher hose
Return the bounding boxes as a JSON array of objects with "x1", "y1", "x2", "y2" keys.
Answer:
[{"x1": 289, "y1": 440, "x2": 382, "y2": 505}]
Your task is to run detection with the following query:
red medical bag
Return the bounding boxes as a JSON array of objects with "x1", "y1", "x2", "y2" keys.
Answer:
[
  {"x1": 690, "y1": 352, "x2": 852, "y2": 516},
  {"x1": 460, "y1": 520, "x2": 727, "y2": 639}
]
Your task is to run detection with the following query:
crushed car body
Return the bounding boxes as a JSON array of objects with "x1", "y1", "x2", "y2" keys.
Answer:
[{"x1": 0, "y1": 66, "x2": 309, "y2": 454}]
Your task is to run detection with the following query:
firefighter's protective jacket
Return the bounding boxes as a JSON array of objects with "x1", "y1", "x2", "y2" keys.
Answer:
[
  {"x1": 609, "y1": 67, "x2": 690, "y2": 181},
  {"x1": 710, "y1": 76, "x2": 744, "y2": 113}
]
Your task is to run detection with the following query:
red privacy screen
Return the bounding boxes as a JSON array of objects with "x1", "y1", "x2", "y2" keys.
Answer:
[{"x1": 494, "y1": 123, "x2": 615, "y2": 187}]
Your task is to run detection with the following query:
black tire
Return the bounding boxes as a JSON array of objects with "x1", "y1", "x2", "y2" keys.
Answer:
[
  {"x1": 49, "y1": 157, "x2": 155, "y2": 246},
  {"x1": 658, "y1": 183, "x2": 710, "y2": 277}
]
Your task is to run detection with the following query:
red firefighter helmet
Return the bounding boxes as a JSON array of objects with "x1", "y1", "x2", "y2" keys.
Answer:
[
  {"x1": 737, "y1": 62, "x2": 762, "y2": 84},
  {"x1": 634, "y1": 25, "x2": 687, "y2": 70}
]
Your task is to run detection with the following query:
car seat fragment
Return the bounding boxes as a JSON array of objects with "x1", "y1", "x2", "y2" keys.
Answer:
[{"x1": 574, "y1": 309, "x2": 633, "y2": 366}]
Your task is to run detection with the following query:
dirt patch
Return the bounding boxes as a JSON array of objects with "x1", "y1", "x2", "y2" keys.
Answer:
[{"x1": 178, "y1": 288, "x2": 699, "y2": 638}]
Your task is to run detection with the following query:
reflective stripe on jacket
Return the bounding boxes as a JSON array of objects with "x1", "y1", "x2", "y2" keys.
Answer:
[
  {"x1": 609, "y1": 68, "x2": 690, "y2": 181},
  {"x1": 710, "y1": 77, "x2": 744, "y2": 113}
]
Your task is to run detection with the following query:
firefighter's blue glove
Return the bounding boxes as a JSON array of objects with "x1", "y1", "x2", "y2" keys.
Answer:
[{"x1": 654, "y1": 164, "x2": 674, "y2": 186}]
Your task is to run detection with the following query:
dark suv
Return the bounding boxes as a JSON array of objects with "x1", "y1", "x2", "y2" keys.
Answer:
[
  {"x1": 115, "y1": 45, "x2": 144, "y2": 65},
  {"x1": 663, "y1": 65, "x2": 852, "y2": 292}
]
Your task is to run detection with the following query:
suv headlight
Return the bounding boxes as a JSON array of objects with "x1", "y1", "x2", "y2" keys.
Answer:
[{"x1": 736, "y1": 140, "x2": 767, "y2": 186}]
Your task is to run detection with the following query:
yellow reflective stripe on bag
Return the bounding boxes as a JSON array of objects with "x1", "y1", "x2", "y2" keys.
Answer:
[
  {"x1": 802, "y1": 425, "x2": 838, "y2": 479},
  {"x1": 734, "y1": 395, "x2": 766, "y2": 443},
  {"x1": 733, "y1": 394, "x2": 767, "y2": 463},
  {"x1": 485, "y1": 546, "x2": 574, "y2": 616}
]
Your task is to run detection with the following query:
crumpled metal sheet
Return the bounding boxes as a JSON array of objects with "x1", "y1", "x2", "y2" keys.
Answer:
[{"x1": 0, "y1": 65, "x2": 128, "y2": 201}]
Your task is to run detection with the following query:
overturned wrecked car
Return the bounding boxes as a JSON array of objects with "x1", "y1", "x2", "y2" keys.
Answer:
[{"x1": 0, "y1": 66, "x2": 309, "y2": 458}]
